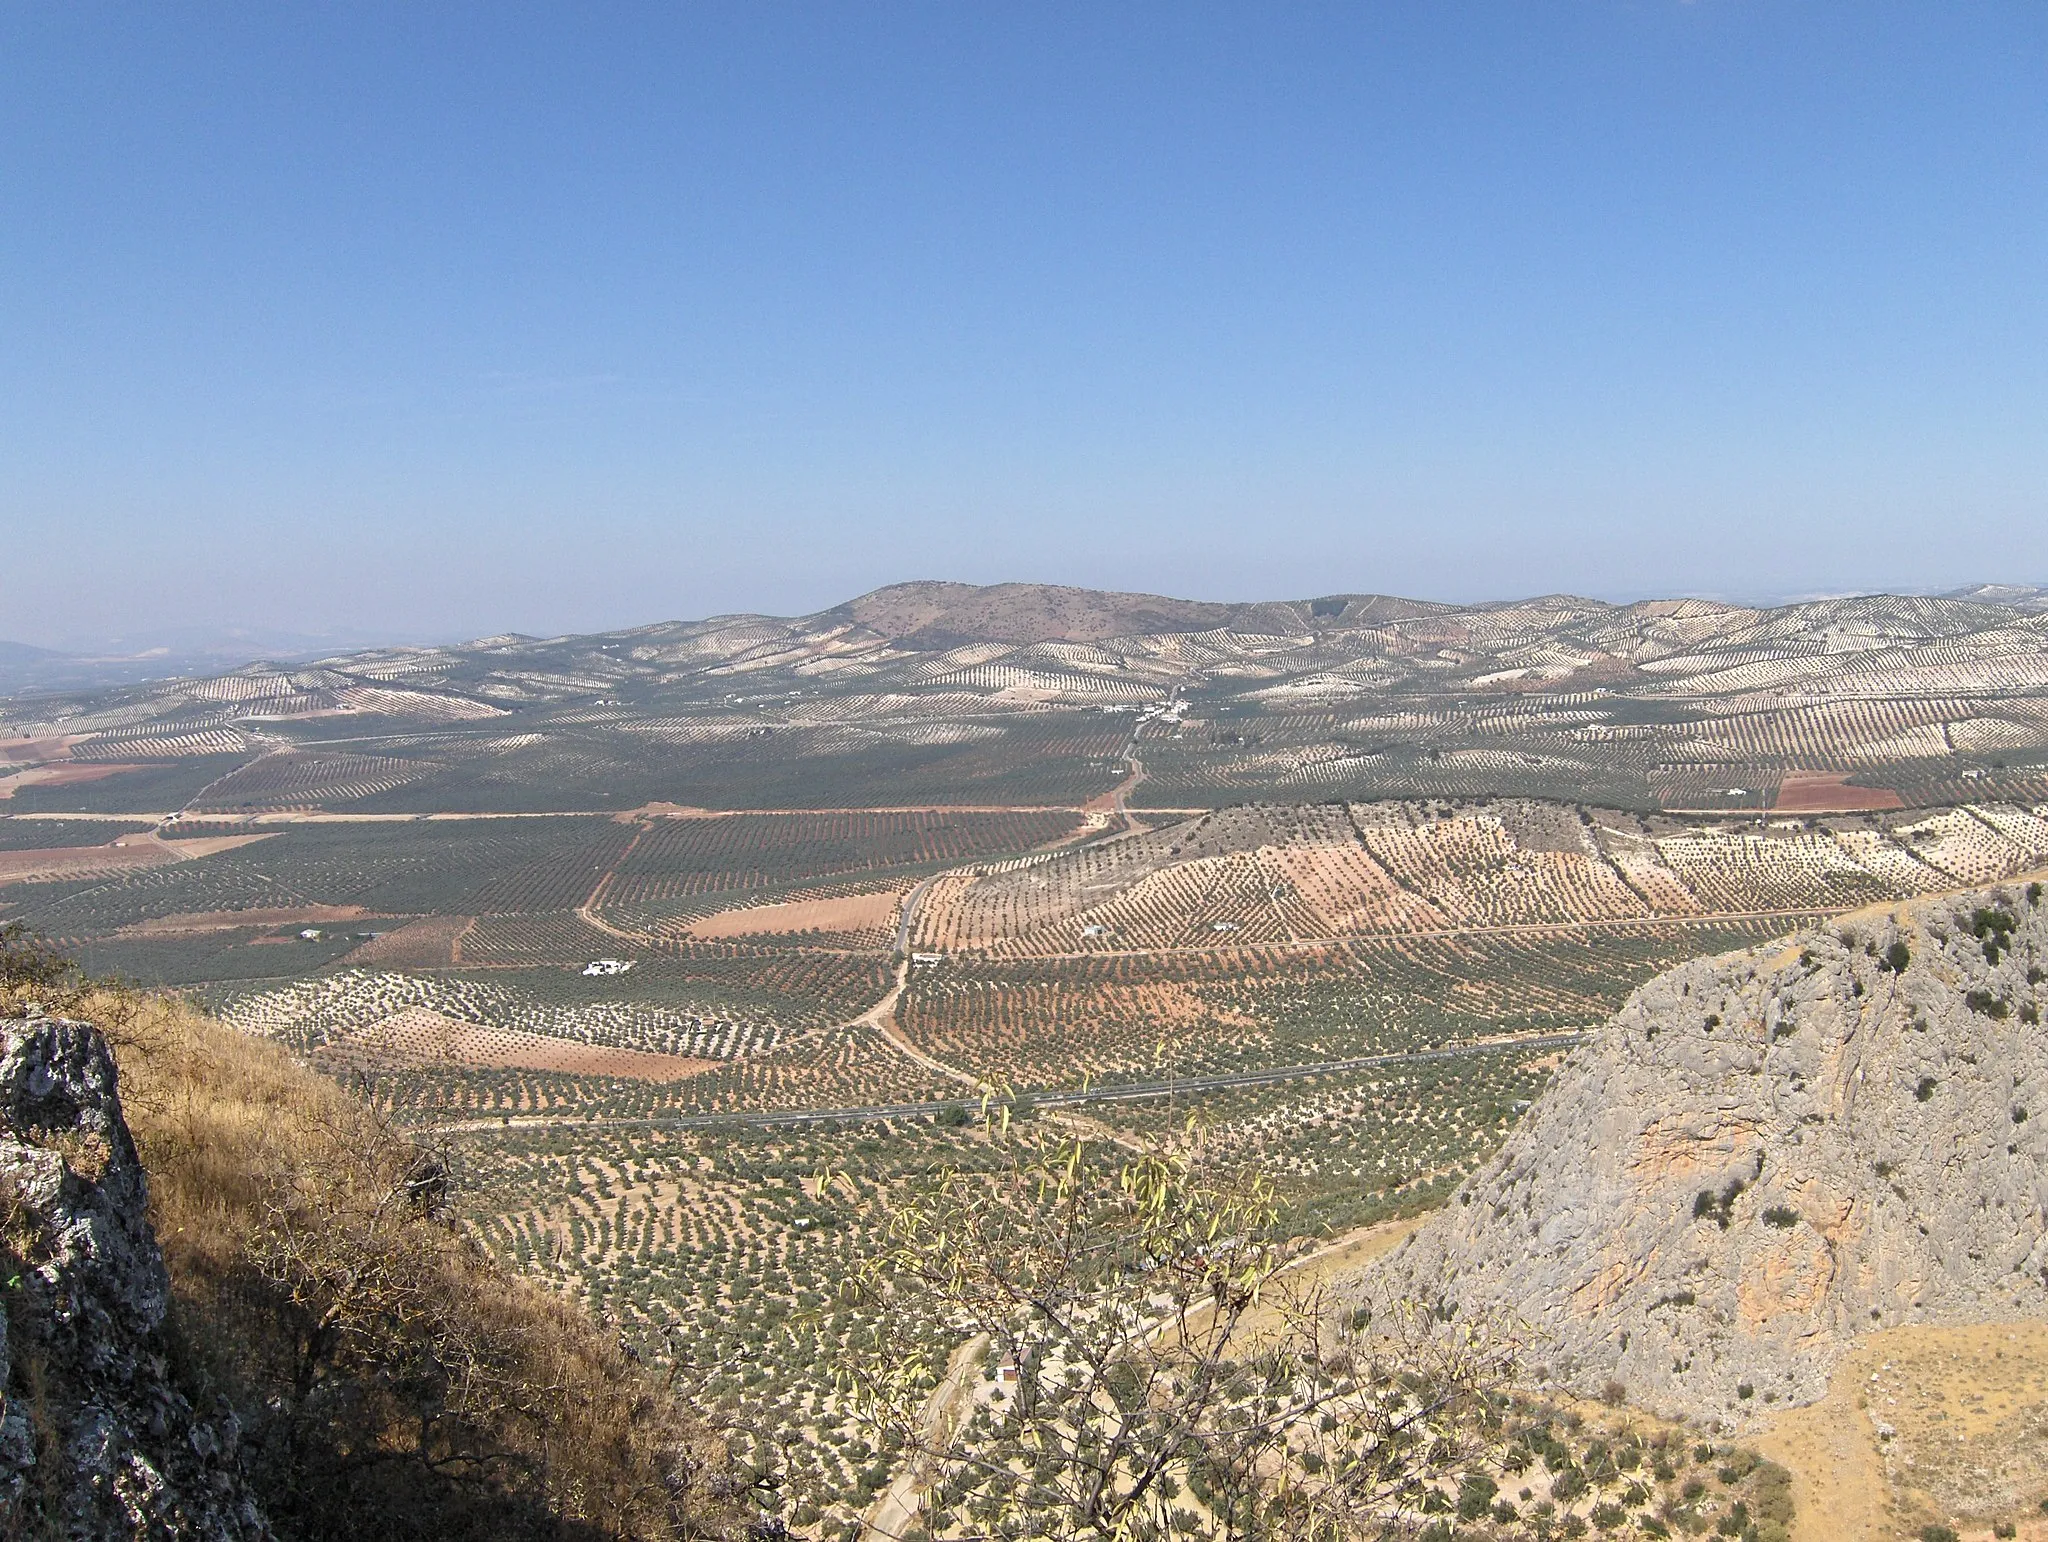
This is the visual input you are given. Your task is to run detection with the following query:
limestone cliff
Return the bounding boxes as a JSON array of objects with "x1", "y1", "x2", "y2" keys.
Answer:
[
  {"x1": 0, "y1": 1012, "x2": 270, "y2": 1539},
  {"x1": 1348, "y1": 881, "x2": 2048, "y2": 1429}
]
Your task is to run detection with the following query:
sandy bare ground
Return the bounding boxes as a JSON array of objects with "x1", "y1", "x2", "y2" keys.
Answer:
[
  {"x1": 1753, "y1": 1319, "x2": 2048, "y2": 1541},
  {"x1": 683, "y1": 888, "x2": 905, "y2": 940},
  {"x1": 864, "y1": 1332, "x2": 990, "y2": 1542},
  {"x1": 160, "y1": 832, "x2": 280, "y2": 858},
  {"x1": 0, "y1": 830, "x2": 274, "y2": 884},
  {"x1": 1773, "y1": 770, "x2": 1906, "y2": 813},
  {"x1": 0, "y1": 842, "x2": 177, "y2": 882},
  {"x1": 0, "y1": 762, "x2": 153, "y2": 800},
  {"x1": 119, "y1": 902, "x2": 372, "y2": 936},
  {"x1": 1177, "y1": 1216, "x2": 1427, "y2": 1350},
  {"x1": 320, "y1": 1007, "x2": 715, "y2": 1081}
]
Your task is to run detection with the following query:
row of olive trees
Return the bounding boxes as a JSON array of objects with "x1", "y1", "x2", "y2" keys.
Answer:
[{"x1": 833, "y1": 1111, "x2": 1517, "y2": 1542}]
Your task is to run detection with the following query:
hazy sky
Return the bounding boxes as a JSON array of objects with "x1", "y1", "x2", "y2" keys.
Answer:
[{"x1": 5, "y1": 3, "x2": 2045, "y2": 649}]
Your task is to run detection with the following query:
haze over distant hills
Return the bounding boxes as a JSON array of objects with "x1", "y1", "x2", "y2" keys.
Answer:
[
  {"x1": 12, "y1": 579, "x2": 2048, "y2": 1541},
  {"x1": 7, "y1": 578, "x2": 2048, "y2": 818},
  {"x1": 0, "y1": 623, "x2": 438, "y2": 695}
]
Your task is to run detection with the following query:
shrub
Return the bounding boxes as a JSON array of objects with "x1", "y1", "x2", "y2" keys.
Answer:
[
  {"x1": 1694, "y1": 1176, "x2": 1746, "y2": 1228},
  {"x1": 1457, "y1": 1472, "x2": 1499, "y2": 1520},
  {"x1": 1916, "y1": 1076, "x2": 1938, "y2": 1102},
  {"x1": 1761, "y1": 1206, "x2": 1798, "y2": 1229},
  {"x1": 18, "y1": 973, "x2": 743, "y2": 1542}
]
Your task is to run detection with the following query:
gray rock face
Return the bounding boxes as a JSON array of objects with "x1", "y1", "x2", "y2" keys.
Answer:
[
  {"x1": 1348, "y1": 881, "x2": 2048, "y2": 1430},
  {"x1": 0, "y1": 1014, "x2": 271, "y2": 1539}
]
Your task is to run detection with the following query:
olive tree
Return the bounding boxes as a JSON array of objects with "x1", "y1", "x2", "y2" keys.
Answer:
[{"x1": 838, "y1": 1122, "x2": 1515, "y2": 1541}]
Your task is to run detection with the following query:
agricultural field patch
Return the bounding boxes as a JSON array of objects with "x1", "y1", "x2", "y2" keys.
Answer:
[
  {"x1": 915, "y1": 799, "x2": 2048, "y2": 956},
  {"x1": 1772, "y1": 770, "x2": 1907, "y2": 812},
  {"x1": 0, "y1": 815, "x2": 156, "y2": 849},
  {"x1": 2, "y1": 753, "x2": 253, "y2": 813},
  {"x1": 895, "y1": 918, "x2": 1797, "y2": 1091},
  {"x1": 314, "y1": 1006, "x2": 715, "y2": 1081},
  {"x1": 73, "y1": 925, "x2": 374, "y2": 985},
  {"x1": 683, "y1": 886, "x2": 905, "y2": 944},
  {"x1": 329, "y1": 913, "x2": 470, "y2": 967}
]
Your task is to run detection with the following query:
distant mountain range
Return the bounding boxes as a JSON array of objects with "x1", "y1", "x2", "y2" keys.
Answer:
[
  {"x1": 8, "y1": 578, "x2": 2048, "y2": 816},
  {"x1": 6, "y1": 580, "x2": 2045, "y2": 699},
  {"x1": 0, "y1": 625, "x2": 427, "y2": 695}
]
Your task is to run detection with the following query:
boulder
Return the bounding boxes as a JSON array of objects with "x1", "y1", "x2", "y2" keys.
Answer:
[{"x1": 0, "y1": 1012, "x2": 271, "y2": 1539}]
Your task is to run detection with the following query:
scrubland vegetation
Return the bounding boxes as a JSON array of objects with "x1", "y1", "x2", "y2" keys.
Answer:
[
  {"x1": 0, "y1": 932, "x2": 744, "y2": 1540},
  {"x1": 14, "y1": 580, "x2": 2048, "y2": 1535}
]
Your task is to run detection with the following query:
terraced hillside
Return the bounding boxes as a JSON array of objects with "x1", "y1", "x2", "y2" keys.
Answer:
[
  {"x1": 916, "y1": 799, "x2": 2048, "y2": 955},
  {"x1": 5, "y1": 793, "x2": 2045, "y2": 1107},
  {"x1": 6, "y1": 581, "x2": 2048, "y2": 815},
  {"x1": 9, "y1": 580, "x2": 2048, "y2": 1536}
]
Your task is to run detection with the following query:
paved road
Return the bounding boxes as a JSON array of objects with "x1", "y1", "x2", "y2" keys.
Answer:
[
  {"x1": 422, "y1": 1030, "x2": 1586, "y2": 1138},
  {"x1": 894, "y1": 872, "x2": 943, "y2": 956}
]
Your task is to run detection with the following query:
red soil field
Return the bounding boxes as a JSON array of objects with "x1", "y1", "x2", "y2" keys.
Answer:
[
  {"x1": 0, "y1": 763, "x2": 152, "y2": 799},
  {"x1": 1773, "y1": 771, "x2": 1906, "y2": 813},
  {"x1": 326, "y1": 1007, "x2": 713, "y2": 1081}
]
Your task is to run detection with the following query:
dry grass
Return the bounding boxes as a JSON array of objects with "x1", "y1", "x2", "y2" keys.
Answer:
[
  {"x1": 1754, "y1": 1320, "x2": 2048, "y2": 1542},
  {"x1": 22, "y1": 973, "x2": 745, "y2": 1542}
]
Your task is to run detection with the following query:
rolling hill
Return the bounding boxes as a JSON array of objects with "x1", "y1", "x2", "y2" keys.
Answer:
[{"x1": 4, "y1": 581, "x2": 2048, "y2": 817}]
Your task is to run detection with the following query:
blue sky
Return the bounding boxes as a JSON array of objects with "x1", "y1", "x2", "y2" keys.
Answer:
[{"x1": 4, "y1": 3, "x2": 2044, "y2": 648}]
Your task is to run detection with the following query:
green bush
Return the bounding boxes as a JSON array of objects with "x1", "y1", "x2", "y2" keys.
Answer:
[{"x1": 1457, "y1": 1473, "x2": 1499, "y2": 1520}]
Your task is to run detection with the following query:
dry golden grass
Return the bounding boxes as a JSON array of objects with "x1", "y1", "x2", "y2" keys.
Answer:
[
  {"x1": 1754, "y1": 1320, "x2": 2048, "y2": 1542},
  {"x1": 25, "y1": 978, "x2": 745, "y2": 1542}
]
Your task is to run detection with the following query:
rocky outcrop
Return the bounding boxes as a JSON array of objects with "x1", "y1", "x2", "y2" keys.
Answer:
[
  {"x1": 0, "y1": 1012, "x2": 271, "y2": 1539},
  {"x1": 1347, "y1": 880, "x2": 2048, "y2": 1429}
]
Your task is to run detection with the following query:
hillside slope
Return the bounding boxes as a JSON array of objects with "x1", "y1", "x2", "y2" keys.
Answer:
[
  {"x1": 0, "y1": 965, "x2": 743, "y2": 1540},
  {"x1": 1347, "y1": 878, "x2": 2048, "y2": 1430},
  {"x1": 9, "y1": 580, "x2": 2048, "y2": 816},
  {"x1": 1, "y1": 1011, "x2": 269, "y2": 1538}
]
